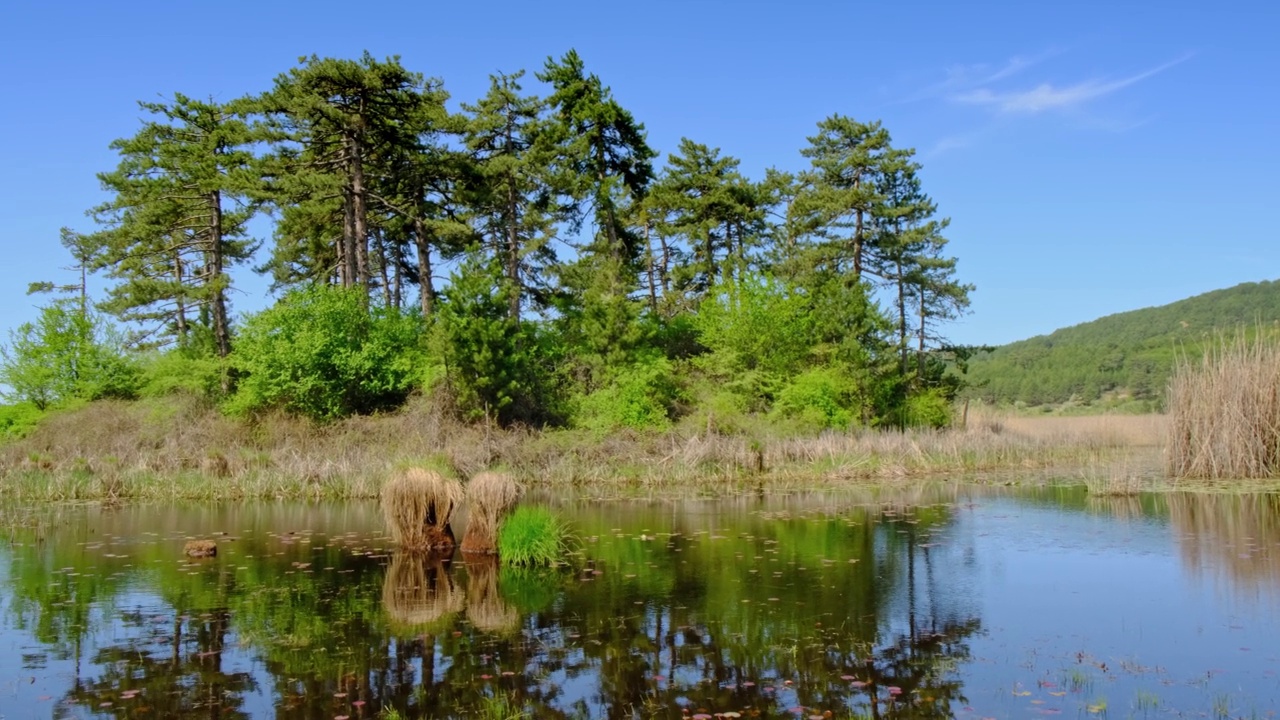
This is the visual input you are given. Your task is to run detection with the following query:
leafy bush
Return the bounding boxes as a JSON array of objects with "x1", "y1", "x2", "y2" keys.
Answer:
[
  {"x1": 0, "y1": 402, "x2": 45, "y2": 439},
  {"x1": 573, "y1": 355, "x2": 683, "y2": 431},
  {"x1": 900, "y1": 389, "x2": 953, "y2": 428},
  {"x1": 228, "y1": 286, "x2": 426, "y2": 421},
  {"x1": 0, "y1": 301, "x2": 139, "y2": 409},
  {"x1": 696, "y1": 272, "x2": 812, "y2": 376},
  {"x1": 137, "y1": 351, "x2": 224, "y2": 399},
  {"x1": 498, "y1": 505, "x2": 571, "y2": 567},
  {"x1": 771, "y1": 366, "x2": 856, "y2": 431}
]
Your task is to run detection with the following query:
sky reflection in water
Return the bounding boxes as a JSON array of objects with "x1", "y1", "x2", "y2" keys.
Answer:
[{"x1": 0, "y1": 487, "x2": 1277, "y2": 719}]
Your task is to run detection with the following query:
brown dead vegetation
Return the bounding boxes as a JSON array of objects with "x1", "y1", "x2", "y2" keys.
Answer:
[
  {"x1": 381, "y1": 467, "x2": 464, "y2": 552},
  {"x1": 460, "y1": 472, "x2": 521, "y2": 554},
  {"x1": 0, "y1": 391, "x2": 1175, "y2": 500}
]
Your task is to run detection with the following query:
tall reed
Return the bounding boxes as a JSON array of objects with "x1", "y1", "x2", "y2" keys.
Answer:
[{"x1": 1167, "y1": 331, "x2": 1280, "y2": 478}]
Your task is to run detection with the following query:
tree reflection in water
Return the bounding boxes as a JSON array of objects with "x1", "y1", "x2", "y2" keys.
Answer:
[{"x1": 2, "y1": 497, "x2": 982, "y2": 718}]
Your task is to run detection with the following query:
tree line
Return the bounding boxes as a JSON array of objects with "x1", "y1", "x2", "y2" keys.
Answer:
[{"x1": 3, "y1": 50, "x2": 972, "y2": 433}]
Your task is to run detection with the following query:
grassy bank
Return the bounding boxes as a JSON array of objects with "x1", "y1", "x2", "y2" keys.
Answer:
[{"x1": 0, "y1": 395, "x2": 1175, "y2": 502}]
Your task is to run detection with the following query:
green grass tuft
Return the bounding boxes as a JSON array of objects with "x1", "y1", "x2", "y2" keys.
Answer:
[{"x1": 497, "y1": 505, "x2": 571, "y2": 567}]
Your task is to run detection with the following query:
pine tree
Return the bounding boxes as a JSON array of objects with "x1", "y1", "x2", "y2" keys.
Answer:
[
  {"x1": 796, "y1": 115, "x2": 907, "y2": 280},
  {"x1": 648, "y1": 138, "x2": 767, "y2": 303},
  {"x1": 462, "y1": 71, "x2": 563, "y2": 321},
  {"x1": 256, "y1": 53, "x2": 445, "y2": 297},
  {"x1": 90, "y1": 94, "x2": 257, "y2": 359},
  {"x1": 537, "y1": 50, "x2": 654, "y2": 264}
]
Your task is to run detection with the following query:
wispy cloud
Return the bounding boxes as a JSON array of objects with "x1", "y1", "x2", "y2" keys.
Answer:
[{"x1": 952, "y1": 54, "x2": 1193, "y2": 114}]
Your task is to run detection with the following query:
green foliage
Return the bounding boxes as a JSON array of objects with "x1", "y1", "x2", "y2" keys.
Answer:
[
  {"x1": 90, "y1": 94, "x2": 258, "y2": 358},
  {"x1": 899, "y1": 389, "x2": 952, "y2": 429},
  {"x1": 0, "y1": 301, "x2": 140, "y2": 410},
  {"x1": 966, "y1": 280, "x2": 1280, "y2": 407},
  {"x1": 228, "y1": 286, "x2": 425, "y2": 421},
  {"x1": 439, "y1": 257, "x2": 550, "y2": 424},
  {"x1": 771, "y1": 366, "x2": 856, "y2": 431},
  {"x1": 0, "y1": 402, "x2": 45, "y2": 439},
  {"x1": 497, "y1": 505, "x2": 571, "y2": 567},
  {"x1": 136, "y1": 351, "x2": 224, "y2": 400},
  {"x1": 696, "y1": 272, "x2": 812, "y2": 377},
  {"x1": 573, "y1": 355, "x2": 682, "y2": 431}
]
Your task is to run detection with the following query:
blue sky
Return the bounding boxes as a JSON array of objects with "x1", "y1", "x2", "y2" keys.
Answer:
[{"x1": 0, "y1": 0, "x2": 1275, "y2": 347}]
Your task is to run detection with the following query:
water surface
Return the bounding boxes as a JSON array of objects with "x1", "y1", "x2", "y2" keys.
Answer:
[{"x1": 1, "y1": 487, "x2": 1278, "y2": 718}]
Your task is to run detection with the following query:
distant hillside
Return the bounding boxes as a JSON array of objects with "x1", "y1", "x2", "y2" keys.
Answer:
[{"x1": 963, "y1": 279, "x2": 1280, "y2": 408}]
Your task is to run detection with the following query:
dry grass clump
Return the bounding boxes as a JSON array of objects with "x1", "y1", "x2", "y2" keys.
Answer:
[
  {"x1": 460, "y1": 472, "x2": 522, "y2": 554},
  {"x1": 381, "y1": 467, "x2": 464, "y2": 551},
  {"x1": 464, "y1": 556, "x2": 519, "y2": 634},
  {"x1": 1167, "y1": 332, "x2": 1280, "y2": 478},
  {"x1": 381, "y1": 552, "x2": 463, "y2": 633},
  {"x1": 1081, "y1": 455, "x2": 1148, "y2": 496}
]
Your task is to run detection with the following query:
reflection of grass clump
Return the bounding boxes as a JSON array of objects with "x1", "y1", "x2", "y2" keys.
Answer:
[
  {"x1": 465, "y1": 556, "x2": 519, "y2": 634},
  {"x1": 381, "y1": 552, "x2": 462, "y2": 635},
  {"x1": 497, "y1": 506, "x2": 571, "y2": 567}
]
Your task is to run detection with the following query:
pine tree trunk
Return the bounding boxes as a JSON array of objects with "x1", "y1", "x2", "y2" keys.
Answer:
[
  {"x1": 595, "y1": 135, "x2": 620, "y2": 257},
  {"x1": 209, "y1": 190, "x2": 232, "y2": 362},
  {"x1": 917, "y1": 295, "x2": 927, "y2": 381},
  {"x1": 506, "y1": 175, "x2": 521, "y2": 322},
  {"x1": 341, "y1": 189, "x2": 357, "y2": 287},
  {"x1": 349, "y1": 134, "x2": 371, "y2": 293},
  {"x1": 173, "y1": 250, "x2": 188, "y2": 346},
  {"x1": 896, "y1": 260, "x2": 908, "y2": 376},
  {"x1": 645, "y1": 222, "x2": 658, "y2": 314},
  {"x1": 413, "y1": 218, "x2": 435, "y2": 319},
  {"x1": 378, "y1": 233, "x2": 393, "y2": 308}
]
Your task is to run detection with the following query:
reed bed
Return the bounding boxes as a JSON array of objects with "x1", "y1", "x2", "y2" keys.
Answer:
[{"x1": 1167, "y1": 333, "x2": 1280, "y2": 478}]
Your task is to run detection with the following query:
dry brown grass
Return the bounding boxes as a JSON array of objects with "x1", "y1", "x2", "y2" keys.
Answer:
[
  {"x1": 381, "y1": 467, "x2": 464, "y2": 551},
  {"x1": 460, "y1": 472, "x2": 522, "y2": 554},
  {"x1": 0, "y1": 390, "x2": 1177, "y2": 500},
  {"x1": 1167, "y1": 333, "x2": 1280, "y2": 479},
  {"x1": 381, "y1": 552, "x2": 463, "y2": 633},
  {"x1": 464, "y1": 555, "x2": 519, "y2": 634}
]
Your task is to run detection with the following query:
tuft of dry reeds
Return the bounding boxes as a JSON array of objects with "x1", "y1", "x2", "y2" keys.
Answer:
[
  {"x1": 1167, "y1": 332, "x2": 1280, "y2": 479},
  {"x1": 381, "y1": 467, "x2": 464, "y2": 551},
  {"x1": 381, "y1": 552, "x2": 463, "y2": 633},
  {"x1": 460, "y1": 472, "x2": 522, "y2": 554},
  {"x1": 464, "y1": 555, "x2": 519, "y2": 634}
]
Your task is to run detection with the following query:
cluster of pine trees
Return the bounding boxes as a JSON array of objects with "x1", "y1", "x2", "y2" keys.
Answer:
[{"x1": 4, "y1": 51, "x2": 972, "y2": 433}]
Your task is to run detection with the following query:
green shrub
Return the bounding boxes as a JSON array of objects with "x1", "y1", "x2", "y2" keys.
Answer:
[
  {"x1": 771, "y1": 366, "x2": 855, "y2": 431},
  {"x1": 573, "y1": 356, "x2": 682, "y2": 431},
  {"x1": 696, "y1": 272, "x2": 813, "y2": 376},
  {"x1": 900, "y1": 389, "x2": 952, "y2": 428},
  {"x1": 0, "y1": 402, "x2": 45, "y2": 439},
  {"x1": 228, "y1": 286, "x2": 426, "y2": 421},
  {"x1": 1, "y1": 301, "x2": 140, "y2": 409},
  {"x1": 497, "y1": 506, "x2": 571, "y2": 567},
  {"x1": 137, "y1": 351, "x2": 224, "y2": 399}
]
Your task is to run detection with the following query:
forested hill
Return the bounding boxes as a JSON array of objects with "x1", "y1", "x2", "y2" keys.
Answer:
[{"x1": 963, "y1": 279, "x2": 1280, "y2": 407}]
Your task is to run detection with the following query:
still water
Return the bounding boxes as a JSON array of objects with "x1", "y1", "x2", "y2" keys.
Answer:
[{"x1": 0, "y1": 487, "x2": 1278, "y2": 719}]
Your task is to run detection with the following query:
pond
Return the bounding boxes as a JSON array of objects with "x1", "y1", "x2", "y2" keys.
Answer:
[{"x1": 1, "y1": 486, "x2": 1278, "y2": 719}]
